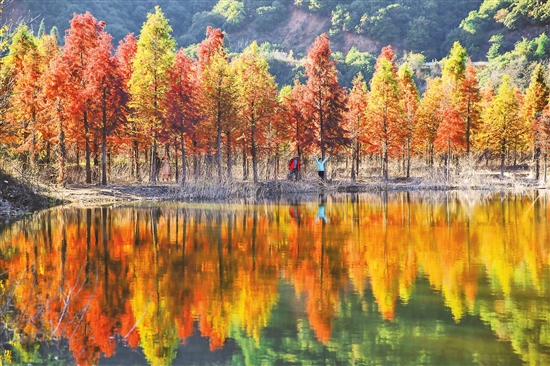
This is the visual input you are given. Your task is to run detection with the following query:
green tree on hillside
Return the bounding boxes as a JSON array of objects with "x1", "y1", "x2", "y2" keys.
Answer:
[{"x1": 213, "y1": 0, "x2": 246, "y2": 31}]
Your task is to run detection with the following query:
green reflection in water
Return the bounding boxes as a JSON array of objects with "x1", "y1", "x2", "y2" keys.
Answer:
[{"x1": 0, "y1": 191, "x2": 548, "y2": 365}]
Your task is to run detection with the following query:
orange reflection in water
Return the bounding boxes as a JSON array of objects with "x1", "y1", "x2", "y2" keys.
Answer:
[{"x1": 0, "y1": 191, "x2": 549, "y2": 364}]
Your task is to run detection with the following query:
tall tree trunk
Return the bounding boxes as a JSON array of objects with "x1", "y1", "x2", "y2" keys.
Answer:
[
  {"x1": 297, "y1": 146, "x2": 302, "y2": 181},
  {"x1": 383, "y1": 114, "x2": 389, "y2": 180},
  {"x1": 129, "y1": 148, "x2": 134, "y2": 178},
  {"x1": 193, "y1": 140, "x2": 199, "y2": 181},
  {"x1": 150, "y1": 132, "x2": 158, "y2": 184},
  {"x1": 101, "y1": 99, "x2": 108, "y2": 186},
  {"x1": 406, "y1": 138, "x2": 411, "y2": 178},
  {"x1": 447, "y1": 139, "x2": 451, "y2": 180},
  {"x1": 101, "y1": 126, "x2": 107, "y2": 185},
  {"x1": 93, "y1": 139, "x2": 99, "y2": 167},
  {"x1": 319, "y1": 94, "x2": 327, "y2": 181},
  {"x1": 383, "y1": 142, "x2": 389, "y2": 180},
  {"x1": 45, "y1": 141, "x2": 51, "y2": 165},
  {"x1": 544, "y1": 148, "x2": 548, "y2": 183},
  {"x1": 500, "y1": 139, "x2": 506, "y2": 178},
  {"x1": 133, "y1": 140, "x2": 140, "y2": 182},
  {"x1": 175, "y1": 142, "x2": 179, "y2": 182},
  {"x1": 30, "y1": 109, "x2": 37, "y2": 171},
  {"x1": 227, "y1": 130, "x2": 233, "y2": 180},
  {"x1": 143, "y1": 149, "x2": 150, "y2": 173},
  {"x1": 84, "y1": 111, "x2": 92, "y2": 184},
  {"x1": 534, "y1": 146, "x2": 540, "y2": 180},
  {"x1": 242, "y1": 144, "x2": 247, "y2": 181},
  {"x1": 57, "y1": 118, "x2": 66, "y2": 186},
  {"x1": 217, "y1": 100, "x2": 223, "y2": 182},
  {"x1": 466, "y1": 101, "x2": 471, "y2": 155},
  {"x1": 351, "y1": 143, "x2": 357, "y2": 183},
  {"x1": 251, "y1": 118, "x2": 258, "y2": 183},
  {"x1": 181, "y1": 133, "x2": 187, "y2": 186},
  {"x1": 356, "y1": 144, "x2": 360, "y2": 181}
]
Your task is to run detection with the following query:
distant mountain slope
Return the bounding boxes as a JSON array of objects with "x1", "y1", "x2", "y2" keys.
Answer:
[
  {"x1": 228, "y1": 6, "x2": 381, "y2": 56},
  {"x1": 4, "y1": 0, "x2": 482, "y2": 59},
  {"x1": 4, "y1": 0, "x2": 550, "y2": 90}
]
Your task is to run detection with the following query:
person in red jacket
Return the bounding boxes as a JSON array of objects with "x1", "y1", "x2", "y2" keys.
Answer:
[{"x1": 287, "y1": 155, "x2": 301, "y2": 181}]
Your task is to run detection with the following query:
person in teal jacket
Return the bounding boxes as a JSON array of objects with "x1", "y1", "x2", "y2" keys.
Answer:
[{"x1": 314, "y1": 156, "x2": 329, "y2": 179}]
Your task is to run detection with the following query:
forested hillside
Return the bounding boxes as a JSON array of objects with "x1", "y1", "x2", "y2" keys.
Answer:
[
  {"x1": 5, "y1": 1, "x2": 550, "y2": 89},
  {"x1": 4, "y1": 0, "x2": 481, "y2": 59},
  {"x1": 6, "y1": 0, "x2": 550, "y2": 59}
]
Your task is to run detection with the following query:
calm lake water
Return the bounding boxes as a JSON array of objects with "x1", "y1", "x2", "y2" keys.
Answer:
[{"x1": 0, "y1": 191, "x2": 548, "y2": 365}]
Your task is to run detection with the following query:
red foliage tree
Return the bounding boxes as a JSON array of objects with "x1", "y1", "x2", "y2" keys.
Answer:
[
  {"x1": 459, "y1": 60, "x2": 481, "y2": 155},
  {"x1": 115, "y1": 33, "x2": 139, "y2": 179},
  {"x1": 41, "y1": 45, "x2": 72, "y2": 184},
  {"x1": 434, "y1": 102, "x2": 465, "y2": 175},
  {"x1": 86, "y1": 28, "x2": 128, "y2": 185},
  {"x1": 196, "y1": 26, "x2": 225, "y2": 71},
  {"x1": 281, "y1": 80, "x2": 309, "y2": 163},
  {"x1": 63, "y1": 12, "x2": 107, "y2": 183},
  {"x1": 532, "y1": 103, "x2": 550, "y2": 181},
  {"x1": 165, "y1": 49, "x2": 202, "y2": 185},
  {"x1": 303, "y1": 34, "x2": 349, "y2": 166}
]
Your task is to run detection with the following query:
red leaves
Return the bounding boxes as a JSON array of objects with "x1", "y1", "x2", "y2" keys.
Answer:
[
  {"x1": 303, "y1": 33, "x2": 349, "y2": 157},
  {"x1": 165, "y1": 50, "x2": 201, "y2": 140},
  {"x1": 533, "y1": 106, "x2": 550, "y2": 151},
  {"x1": 4, "y1": 10, "x2": 547, "y2": 185},
  {"x1": 435, "y1": 105, "x2": 466, "y2": 153},
  {"x1": 376, "y1": 45, "x2": 397, "y2": 73},
  {"x1": 197, "y1": 26, "x2": 225, "y2": 70},
  {"x1": 116, "y1": 33, "x2": 137, "y2": 83}
]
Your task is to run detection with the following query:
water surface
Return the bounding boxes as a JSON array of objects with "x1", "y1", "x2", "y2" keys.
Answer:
[{"x1": 0, "y1": 191, "x2": 548, "y2": 365}]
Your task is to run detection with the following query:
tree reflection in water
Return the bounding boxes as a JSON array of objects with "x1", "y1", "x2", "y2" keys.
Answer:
[{"x1": 0, "y1": 191, "x2": 548, "y2": 365}]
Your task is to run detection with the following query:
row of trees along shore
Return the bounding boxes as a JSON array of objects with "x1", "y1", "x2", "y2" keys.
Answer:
[{"x1": 3, "y1": 6, "x2": 550, "y2": 187}]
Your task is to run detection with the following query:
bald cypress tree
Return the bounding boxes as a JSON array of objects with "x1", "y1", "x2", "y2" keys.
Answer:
[{"x1": 128, "y1": 6, "x2": 175, "y2": 184}]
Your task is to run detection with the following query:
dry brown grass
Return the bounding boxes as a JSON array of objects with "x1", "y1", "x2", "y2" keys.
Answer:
[{"x1": 1, "y1": 152, "x2": 548, "y2": 215}]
